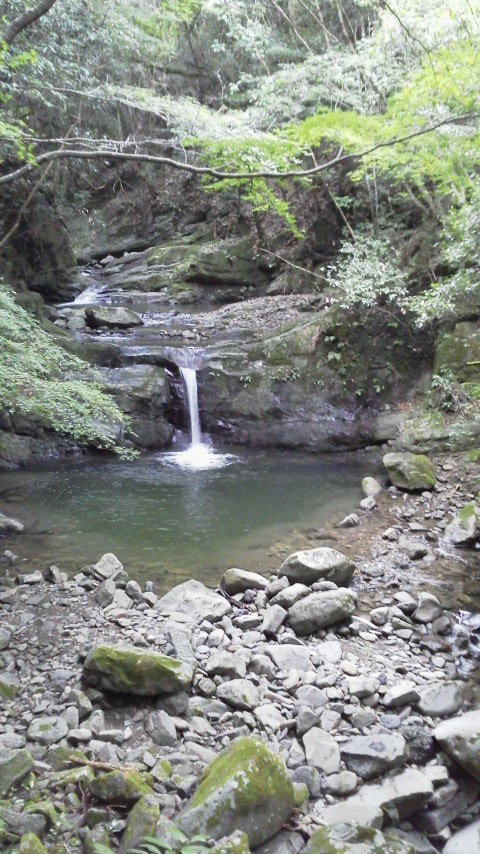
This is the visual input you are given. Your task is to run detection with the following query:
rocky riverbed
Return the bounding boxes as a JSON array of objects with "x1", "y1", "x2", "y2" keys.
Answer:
[{"x1": 1, "y1": 450, "x2": 480, "y2": 854}]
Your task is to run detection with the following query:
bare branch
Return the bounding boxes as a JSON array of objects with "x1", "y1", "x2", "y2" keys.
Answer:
[
  {"x1": 0, "y1": 113, "x2": 477, "y2": 187},
  {"x1": 1, "y1": 0, "x2": 59, "y2": 45}
]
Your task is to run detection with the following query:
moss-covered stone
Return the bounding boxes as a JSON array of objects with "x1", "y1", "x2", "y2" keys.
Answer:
[
  {"x1": 177, "y1": 737, "x2": 296, "y2": 847},
  {"x1": 0, "y1": 673, "x2": 20, "y2": 699},
  {"x1": 465, "y1": 448, "x2": 480, "y2": 462},
  {"x1": 83, "y1": 644, "x2": 194, "y2": 695},
  {"x1": 89, "y1": 770, "x2": 153, "y2": 806},
  {"x1": 446, "y1": 502, "x2": 479, "y2": 545},
  {"x1": 120, "y1": 794, "x2": 160, "y2": 853},
  {"x1": 0, "y1": 749, "x2": 34, "y2": 797},
  {"x1": 304, "y1": 824, "x2": 415, "y2": 853},
  {"x1": 46, "y1": 747, "x2": 89, "y2": 771},
  {"x1": 50, "y1": 766, "x2": 95, "y2": 789},
  {"x1": 18, "y1": 833, "x2": 48, "y2": 854},
  {"x1": 383, "y1": 452, "x2": 437, "y2": 491},
  {"x1": 23, "y1": 800, "x2": 59, "y2": 828},
  {"x1": 211, "y1": 830, "x2": 250, "y2": 854}
]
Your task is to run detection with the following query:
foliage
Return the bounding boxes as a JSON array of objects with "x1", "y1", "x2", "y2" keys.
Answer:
[
  {"x1": 92, "y1": 824, "x2": 210, "y2": 854},
  {"x1": 323, "y1": 234, "x2": 410, "y2": 312},
  {"x1": 429, "y1": 371, "x2": 471, "y2": 412},
  {"x1": 0, "y1": 283, "x2": 127, "y2": 451}
]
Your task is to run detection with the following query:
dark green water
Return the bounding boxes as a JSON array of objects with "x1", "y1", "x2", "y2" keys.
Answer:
[{"x1": 0, "y1": 447, "x2": 374, "y2": 591}]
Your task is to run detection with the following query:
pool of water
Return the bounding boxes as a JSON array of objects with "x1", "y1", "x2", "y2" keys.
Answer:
[{"x1": 0, "y1": 446, "x2": 375, "y2": 592}]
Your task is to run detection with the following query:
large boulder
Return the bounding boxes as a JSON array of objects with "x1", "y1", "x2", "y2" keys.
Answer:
[
  {"x1": 416, "y1": 682, "x2": 463, "y2": 718},
  {"x1": 280, "y1": 547, "x2": 355, "y2": 586},
  {"x1": 383, "y1": 452, "x2": 437, "y2": 491},
  {"x1": 446, "y1": 503, "x2": 480, "y2": 546},
  {"x1": 89, "y1": 770, "x2": 153, "y2": 805},
  {"x1": 156, "y1": 579, "x2": 231, "y2": 622},
  {"x1": 221, "y1": 568, "x2": 268, "y2": 595},
  {"x1": 287, "y1": 588, "x2": 357, "y2": 635},
  {"x1": 303, "y1": 824, "x2": 415, "y2": 854},
  {"x1": 177, "y1": 737, "x2": 296, "y2": 846},
  {"x1": 83, "y1": 644, "x2": 193, "y2": 695},
  {"x1": 434, "y1": 711, "x2": 480, "y2": 781},
  {"x1": 85, "y1": 306, "x2": 143, "y2": 329}
]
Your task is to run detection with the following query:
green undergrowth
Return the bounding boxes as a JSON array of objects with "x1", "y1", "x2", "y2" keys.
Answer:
[{"x1": 0, "y1": 283, "x2": 128, "y2": 453}]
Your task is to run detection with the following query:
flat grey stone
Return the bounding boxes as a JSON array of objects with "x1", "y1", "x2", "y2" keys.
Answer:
[
  {"x1": 416, "y1": 682, "x2": 463, "y2": 717},
  {"x1": 303, "y1": 727, "x2": 340, "y2": 774},
  {"x1": 216, "y1": 678, "x2": 260, "y2": 710},
  {"x1": 341, "y1": 733, "x2": 408, "y2": 780}
]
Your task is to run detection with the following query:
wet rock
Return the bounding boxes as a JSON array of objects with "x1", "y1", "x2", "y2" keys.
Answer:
[
  {"x1": 177, "y1": 736, "x2": 296, "y2": 846},
  {"x1": 304, "y1": 824, "x2": 415, "y2": 854},
  {"x1": 360, "y1": 496, "x2": 377, "y2": 510},
  {"x1": 443, "y1": 819, "x2": 480, "y2": 854},
  {"x1": 416, "y1": 682, "x2": 463, "y2": 717},
  {"x1": 302, "y1": 727, "x2": 340, "y2": 774},
  {"x1": 0, "y1": 749, "x2": 34, "y2": 796},
  {"x1": 85, "y1": 305, "x2": 143, "y2": 329},
  {"x1": 434, "y1": 710, "x2": 480, "y2": 781},
  {"x1": 0, "y1": 512, "x2": 24, "y2": 533},
  {"x1": 216, "y1": 679, "x2": 260, "y2": 710},
  {"x1": 398, "y1": 537, "x2": 428, "y2": 560},
  {"x1": 383, "y1": 452, "x2": 437, "y2": 491},
  {"x1": 221, "y1": 568, "x2": 268, "y2": 594},
  {"x1": 281, "y1": 547, "x2": 355, "y2": 586},
  {"x1": 362, "y1": 477, "x2": 383, "y2": 498},
  {"x1": 89, "y1": 770, "x2": 153, "y2": 805},
  {"x1": 446, "y1": 503, "x2": 479, "y2": 545},
  {"x1": 83, "y1": 644, "x2": 194, "y2": 695},
  {"x1": 156, "y1": 579, "x2": 231, "y2": 622},
  {"x1": 338, "y1": 513, "x2": 360, "y2": 528},
  {"x1": 287, "y1": 588, "x2": 357, "y2": 635},
  {"x1": 341, "y1": 733, "x2": 408, "y2": 780},
  {"x1": 27, "y1": 716, "x2": 68, "y2": 745}
]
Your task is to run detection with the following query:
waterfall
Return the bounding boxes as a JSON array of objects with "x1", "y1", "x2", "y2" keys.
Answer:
[{"x1": 179, "y1": 366, "x2": 202, "y2": 447}]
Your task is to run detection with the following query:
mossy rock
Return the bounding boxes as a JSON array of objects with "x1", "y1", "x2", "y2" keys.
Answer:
[
  {"x1": 46, "y1": 747, "x2": 89, "y2": 771},
  {"x1": 0, "y1": 673, "x2": 20, "y2": 699},
  {"x1": 211, "y1": 830, "x2": 250, "y2": 854},
  {"x1": 177, "y1": 737, "x2": 296, "y2": 847},
  {"x1": 303, "y1": 823, "x2": 415, "y2": 853},
  {"x1": 445, "y1": 502, "x2": 479, "y2": 545},
  {"x1": 50, "y1": 766, "x2": 95, "y2": 789},
  {"x1": 83, "y1": 644, "x2": 194, "y2": 695},
  {"x1": 23, "y1": 800, "x2": 59, "y2": 828},
  {"x1": 120, "y1": 794, "x2": 160, "y2": 853},
  {"x1": 0, "y1": 749, "x2": 34, "y2": 797},
  {"x1": 383, "y1": 452, "x2": 436, "y2": 491},
  {"x1": 89, "y1": 770, "x2": 153, "y2": 806},
  {"x1": 18, "y1": 834, "x2": 48, "y2": 854},
  {"x1": 465, "y1": 448, "x2": 480, "y2": 462}
]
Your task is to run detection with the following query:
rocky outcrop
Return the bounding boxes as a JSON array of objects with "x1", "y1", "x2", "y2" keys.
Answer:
[{"x1": 97, "y1": 364, "x2": 174, "y2": 449}]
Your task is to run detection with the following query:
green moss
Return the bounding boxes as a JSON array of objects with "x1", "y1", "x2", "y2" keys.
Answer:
[
  {"x1": 0, "y1": 750, "x2": 34, "y2": 797},
  {"x1": 83, "y1": 644, "x2": 193, "y2": 695},
  {"x1": 89, "y1": 770, "x2": 153, "y2": 806},
  {"x1": 465, "y1": 448, "x2": 480, "y2": 462},
  {"x1": 50, "y1": 766, "x2": 95, "y2": 788},
  {"x1": 211, "y1": 830, "x2": 250, "y2": 854},
  {"x1": 458, "y1": 503, "x2": 478, "y2": 527},
  {"x1": 23, "y1": 800, "x2": 59, "y2": 828},
  {"x1": 18, "y1": 834, "x2": 48, "y2": 854},
  {"x1": 121, "y1": 794, "x2": 160, "y2": 851},
  {"x1": 45, "y1": 747, "x2": 88, "y2": 771}
]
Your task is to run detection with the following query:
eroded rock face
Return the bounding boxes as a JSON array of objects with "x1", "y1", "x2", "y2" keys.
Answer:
[
  {"x1": 383, "y1": 452, "x2": 437, "y2": 491},
  {"x1": 287, "y1": 588, "x2": 357, "y2": 635},
  {"x1": 280, "y1": 547, "x2": 355, "y2": 586},
  {"x1": 177, "y1": 737, "x2": 296, "y2": 847},
  {"x1": 434, "y1": 711, "x2": 480, "y2": 781},
  {"x1": 83, "y1": 644, "x2": 194, "y2": 695}
]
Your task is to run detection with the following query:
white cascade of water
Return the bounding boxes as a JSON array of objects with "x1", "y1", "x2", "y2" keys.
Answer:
[
  {"x1": 179, "y1": 366, "x2": 202, "y2": 446},
  {"x1": 160, "y1": 361, "x2": 235, "y2": 470}
]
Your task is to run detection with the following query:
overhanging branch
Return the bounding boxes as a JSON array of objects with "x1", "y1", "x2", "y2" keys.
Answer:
[
  {"x1": 1, "y1": 0, "x2": 59, "y2": 45},
  {"x1": 0, "y1": 113, "x2": 477, "y2": 187}
]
